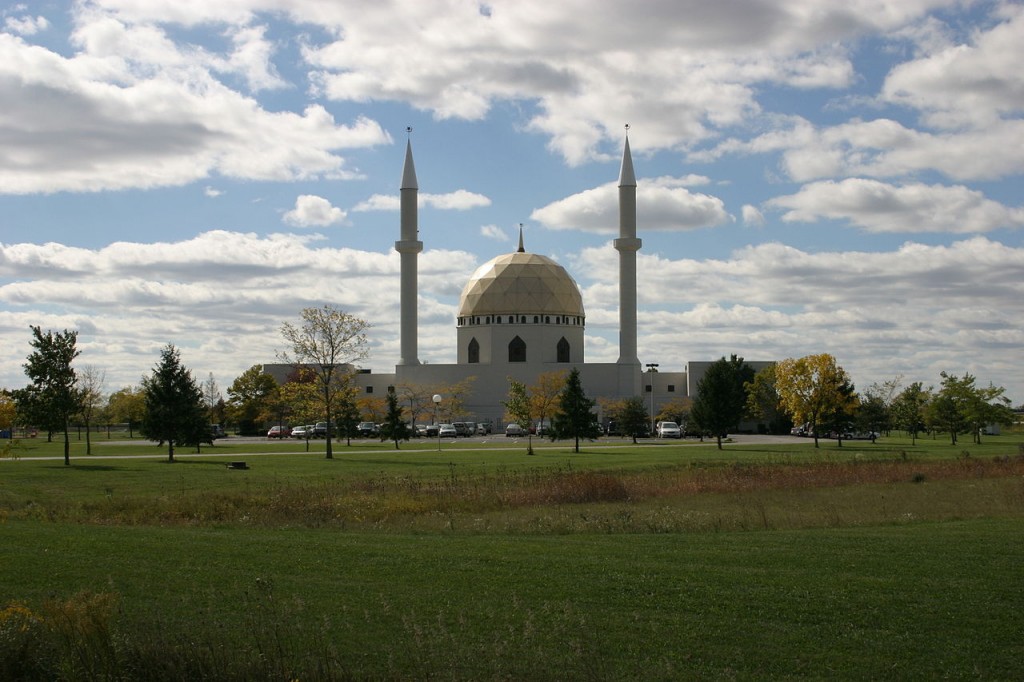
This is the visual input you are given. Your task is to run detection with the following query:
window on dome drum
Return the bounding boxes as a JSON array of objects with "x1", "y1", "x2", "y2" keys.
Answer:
[
  {"x1": 534, "y1": 316, "x2": 539, "y2": 323},
  {"x1": 557, "y1": 337, "x2": 570, "y2": 363},
  {"x1": 509, "y1": 336, "x2": 526, "y2": 363},
  {"x1": 468, "y1": 338, "x2": 479, "y2": 364}
]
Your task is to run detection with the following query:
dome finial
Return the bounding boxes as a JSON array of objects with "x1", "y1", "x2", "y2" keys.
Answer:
[{"x1": 517, "y1": 223, "x2": 525, "y2": 253}]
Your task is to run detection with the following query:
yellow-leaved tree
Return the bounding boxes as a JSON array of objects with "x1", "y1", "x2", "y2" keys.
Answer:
[{"x1": 774, "y1": 353, "x2": 857, "y2": 448}]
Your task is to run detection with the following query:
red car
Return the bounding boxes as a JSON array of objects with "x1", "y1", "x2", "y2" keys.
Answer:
[{"x1": 267, "y1": 425, "x2": 291, "y2": 439}]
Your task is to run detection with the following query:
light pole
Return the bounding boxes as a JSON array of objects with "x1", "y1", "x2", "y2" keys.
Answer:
[
  {"x1": 645, "y1": 363, "x2": 659, "y2": 436},
  {"x1": 432, "y1": 394, "x2": 442, "y2": 451}
]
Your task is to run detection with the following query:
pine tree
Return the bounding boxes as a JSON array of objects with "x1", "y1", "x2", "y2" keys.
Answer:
[
  {"x1": 689, "y1": 355, "x2": 755, "y2": 449},
  {"x1": 23, "y1": 326, "x2": 81, "y2": 465},
  {"x1": 379, "y1": 388, "x2": 410, "y2": 449},
  {"x1": 141, "y1": 344, "x2": 208, "y2": 462},
  {"x1": 550, "y1": 368, "x2": 601, "y2": 453}
]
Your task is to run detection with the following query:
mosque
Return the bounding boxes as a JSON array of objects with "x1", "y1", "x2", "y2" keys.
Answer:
[{"x1": 268, "y1": 137, "x2": 768, "y2": 428}]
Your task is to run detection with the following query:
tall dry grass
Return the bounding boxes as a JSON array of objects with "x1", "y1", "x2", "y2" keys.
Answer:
[{"x1": 7, "y1": 455, "x2": 1023, "y2": 531}]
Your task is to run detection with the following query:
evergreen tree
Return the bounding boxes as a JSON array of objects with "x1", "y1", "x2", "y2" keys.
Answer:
[
  {"x1": 379, "y1": 388, "x2": 410, "y2": 449},
  {"x1": 141, "y1": 344, "x2": 208, "y2": 462},
  {"x1": 689, "y1": 355, "x2": 754, "y2": 449},
  {"x1": 23, "y1": 326, "x2": 81, "y2": 465},
  {"x1": 334, "y1": 386, "x2": 362, "y2": 446},
  {"x1": 550, "y1": 368, "x2": 601, "y2": 453}
]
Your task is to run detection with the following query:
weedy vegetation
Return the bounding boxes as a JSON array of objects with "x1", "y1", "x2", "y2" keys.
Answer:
[{"x1": 2, "y1": 432, "x2": 1023, "y2": 679}]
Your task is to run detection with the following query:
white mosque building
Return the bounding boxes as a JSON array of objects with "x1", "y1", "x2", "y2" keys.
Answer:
[{"x1": 269, "y1": 137, "x2": 769, "y2": 428}]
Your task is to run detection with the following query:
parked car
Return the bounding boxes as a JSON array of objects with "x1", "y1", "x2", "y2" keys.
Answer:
[
  {"x1": 357, "y1": 421, "x2": 379, "y2": 437},
  {"x1": 505, "y1": 423, "x2": 524, "y2": 437},
  {"x1": 438, "y1": 423, "x2": 457, "y2": 438},
  {"x1": 476, "y1": 421, "x2": 493, "y2": 435},
  {"x1": 209, "y1": 424, "x2": 226, "y2": 439},
  {"x1": 267, "y1": 425, "x2": 291, "y2": 439},
  {"x1": 656, "y1": 421, "x2": 681, "y2": 439},
  {"x1": 313, "y1": 421, "x2": 334, "y2": 438},
  {"x1": 423, "y1": 424, "x2": 440, "y2": 437},
  {"x1": 291, "y1": 425, "x2": 311, "y2": 439},
  {"x1": 452, "y1": 422, "x2": 473, "y2": 437}
]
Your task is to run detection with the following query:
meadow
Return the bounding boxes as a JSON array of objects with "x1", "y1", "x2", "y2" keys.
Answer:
[{"x1": 2, "y1": 432, "x2": 1023, "y2": 680}]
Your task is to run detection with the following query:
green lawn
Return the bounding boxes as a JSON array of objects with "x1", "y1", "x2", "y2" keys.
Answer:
[{"x1": 2, "y1": 433, "x2": 1022, "y2": 679}]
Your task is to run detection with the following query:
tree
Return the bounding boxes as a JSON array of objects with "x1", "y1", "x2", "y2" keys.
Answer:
[
  {"x1": 529, "y1": 371, "x2": 566, "y2": 434},
  {"x1": 106, "y1": 386, "x2": 146, "y2": 438},
  {"x1": 379, "y1": 388, "x2": 411, "y2": 449},
  {"x1": 202, "y1": 373, "x2": 226, "y2": 426},
  {"x1": 926, "y1": 372, "x2": 974, "y2": 445},
  {"x1": 76, "y1": 365, "x2": 105, "y2": 455},
  {"x1": 964, "y1": 381, "x2": 1014, "y2": 444},
  {"x1": 550, "y1": 368, "x2": 601, "y2": 453},
  {"x1": 745, "y1": 364, "x2": 791, "y2": 435},
  {"x1": 612, "y1": 396, "x2": 650, "y2": 444},
  {"x1": 774, "y1": 354, "x2": 856, "y2": 449},
  {"x1": 280, "y1": 305, "x2": 370, "y2": 459},
  {"x1": 277, "y1": 372, "x2": 321, "y2": 451},
  {"x1": 226, "y1": 365, "x2": 279, "y2": 436},
  {"x1": 891, "y1": 382, "x2": 929, "y2": 444},
  {"x1": 23, "y1": 326, "x2": 81, "y2": 465},
  {"x1": 503, "y1": 378, "x2": 535, "y2": 454},
  {"x1": 854, "y1": 393, "x2": 886, "y2": 443},
  {"x1": 334, "y1": 386, "x2": 362, "y2": 445},
  {"x1": 689, "y1": 355, "x2": 754, "y2": 449},
  {"x1": 657, "y1": 396, "x2": 693, "y2": 433},
  {"x1": 818, "y1": 376, "x2": 858, "y2": 446},
  {"x1": 141, "y1": 344, "x2": 209, "y2": 462},
  {"x1": 0, "y1": 389, "x2": 15, "y2": 439}
]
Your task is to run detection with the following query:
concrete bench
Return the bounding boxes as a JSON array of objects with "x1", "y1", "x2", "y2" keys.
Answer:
[{"x1": 227, "y1": 461, "x2": 249, "y2": 470}]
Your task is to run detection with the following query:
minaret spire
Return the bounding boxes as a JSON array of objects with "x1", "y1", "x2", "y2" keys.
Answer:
[
  {"x1": 614, "y1": 125, "x2": 641, "y2": 385},
  {"x1": 517, "y1": 223, "x2": 525, "y2": 253},
  {"x1": 396, "y1": 129, "x2": 422, "y2": 365}
]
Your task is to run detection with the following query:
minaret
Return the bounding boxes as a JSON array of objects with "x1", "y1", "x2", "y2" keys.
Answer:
[
  {"x1": 614, "y1": 131, "x2": 641, "y2": 372},
  {"x1": 395, "y1": 134, "x2": 422, "y2": 365}
]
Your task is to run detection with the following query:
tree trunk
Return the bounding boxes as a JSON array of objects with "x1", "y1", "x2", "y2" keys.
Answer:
[{"x1": 167, "y1": 440, "x2": 175, "y2": 463}]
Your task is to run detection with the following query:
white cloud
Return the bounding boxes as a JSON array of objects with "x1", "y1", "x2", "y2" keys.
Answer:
[
  {"x1": 204, "y1": 186, "x2": 223, "y2": 197},
  {"x1": 480, "y1": 224, "x2": 509, "y2": 241},
  {"x1": 0, "y1": 17, "x2": 390, "y2": 195},
  {"x1": 767, "y1": 179, "x2": 1024, "y2": 233},
  {"x1": 741, "y1": 205, "x2": 765, "y2": 227},
  {"x1": 283, "y1": 195, "x2": 347, "y2": 227},
  {"x1": 2, "y1": 231, "x2": 1023, "y2": 405},
  {"x1": 570, "y1": 235, "x2": 1024, "y2": 399},
  {"x1": 881, "y1": 4, "x2": 1024, "y2": 128},
  {"x1": 4, "y1": 14, "x2": 49, "y2": 36},
  {"x1": 352, "y1": 190, "x2": 490, "y2": 212},
  {"x1": 532, "y1": 178, "x2": 730, "y2": 234}
]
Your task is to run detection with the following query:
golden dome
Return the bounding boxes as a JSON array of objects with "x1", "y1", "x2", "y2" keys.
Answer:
[{"x1": 458, "y1": 252, "x2": 585, "y2": 319}]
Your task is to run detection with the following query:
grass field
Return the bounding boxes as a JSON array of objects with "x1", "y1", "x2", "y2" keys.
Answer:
[{"x1": 2, "y1": 432, "x2": 1023, "y2": 679}]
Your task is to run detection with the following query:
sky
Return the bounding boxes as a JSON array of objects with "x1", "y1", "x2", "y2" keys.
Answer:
[{"x1": 1, "y1": 0, "x2": 1022, "y2": 406}]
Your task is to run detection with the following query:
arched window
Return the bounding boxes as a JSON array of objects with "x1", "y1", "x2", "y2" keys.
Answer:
[
  {"x1": 468, "y1": 337, "x2": 480, "y2": 364},
  {"x1": 557, "y1": 337, "x2": 570, "y2": 363},
  {"x1": 533, "y1": 316, "x2": 539, "y2": 323},
  {"x1": 508, "y1": 336, "x2": 526, "y2": 363}
]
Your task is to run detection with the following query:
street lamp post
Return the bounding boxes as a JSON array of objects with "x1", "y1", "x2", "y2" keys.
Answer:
[
  {"x1": 645, "y1": 363, "x2": 659, "y2": 436},
  {"x1": 432, "y1": 394, "x2": 442, "y2": 451}
]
